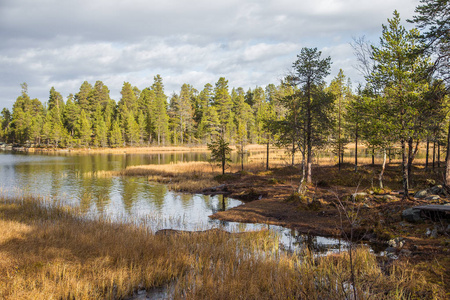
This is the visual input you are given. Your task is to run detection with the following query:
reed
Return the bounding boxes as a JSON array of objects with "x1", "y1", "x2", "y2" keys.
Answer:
[{"x1": 0, "y1": 196, "x2": 443, "y2": 299}]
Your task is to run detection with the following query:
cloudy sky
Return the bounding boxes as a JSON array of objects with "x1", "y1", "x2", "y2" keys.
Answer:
[{"x1": 0, "y1": 0, "x2": 420, "y2": 109}]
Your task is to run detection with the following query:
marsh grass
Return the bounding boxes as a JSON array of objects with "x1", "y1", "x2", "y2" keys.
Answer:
[
  {"x1": 0, "y1": 195, "x2": 443, "y2": 299},
  {"x1": 116, "y1": 161, "x2": 279, "y2": 192}
]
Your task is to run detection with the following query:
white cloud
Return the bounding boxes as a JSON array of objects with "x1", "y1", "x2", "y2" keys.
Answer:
[{"x1": 0, "y1": 0, "x2": 421, "y2": 108}]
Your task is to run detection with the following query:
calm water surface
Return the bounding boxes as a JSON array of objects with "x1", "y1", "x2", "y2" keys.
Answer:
[{"x1": 0, "y1": 151, "x2": 351, "y2": 253}]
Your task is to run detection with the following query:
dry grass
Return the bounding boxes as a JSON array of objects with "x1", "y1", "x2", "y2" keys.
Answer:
[
  {"x1": 0, "y1": 196, "x2": 443, "y2": 299},
  {"x1": 33, "y1": 144, "x2": 272, "y2": 154},
  {"x1": 119, "y1": 162, "x2": 219, "y2": 192},
  {"x1": 117, "y1": 161, "x2": 281, "y2": 192}
]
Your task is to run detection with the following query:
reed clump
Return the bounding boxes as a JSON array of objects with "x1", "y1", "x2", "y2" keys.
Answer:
[{"x1": 0, "y1": 196, "x2": 443, "y2": 299}]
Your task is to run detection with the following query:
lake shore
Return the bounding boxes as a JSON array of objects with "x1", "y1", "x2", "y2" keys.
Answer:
[
  {"x1": 0, "y1": 195, "x2": 445, "y2": 299},
  {"x1": 115, "y1": 160, "x2": 450, "y2": 295},
  {"x1": 6, "y1": 143, "x2": 272, "y2": 154}
]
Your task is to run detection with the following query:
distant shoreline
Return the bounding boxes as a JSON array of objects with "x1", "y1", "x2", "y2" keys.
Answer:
[{"x1": 0, "y1": 143, "x2": 272, "y2": 154}]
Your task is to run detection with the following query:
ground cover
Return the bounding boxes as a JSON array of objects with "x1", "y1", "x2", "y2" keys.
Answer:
[
  {"x1": 0, "y1": 196, "x2": 444, "y2": 299},
  {"x1": 113, "y1": 157, "x2": 450, "y2": 297}
]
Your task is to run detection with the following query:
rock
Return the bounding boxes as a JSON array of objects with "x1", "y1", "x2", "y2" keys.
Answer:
[
  {"x1": 425, "y1": 195, "x2": 440, "y2": 201},
  {"x1": 388, "y1": 237, "x2": 405, "y2": 248},
  {"x1": 425, "y1": 228, "x2": 431, "y2": 236},
  {"x1": 431, "y1": 228, "x2": 438, "y2": 238},
  {"x1": 402, "y1": 207, "x2": 422, "y2": 223},
  {"x1": 386, "y1": 253, "x2": 399, "y2": 260},
  {"x1": 430, "y1": 185, "x2": 447, "y2": 196},
  {"x1": 385, "y1": 246, "x2": 397, "y2": 253},
  {"x1": 414, "y1": 189, "x2": 428, "y2": 198}
]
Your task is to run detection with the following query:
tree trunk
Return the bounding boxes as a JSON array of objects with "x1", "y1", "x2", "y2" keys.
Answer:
[
  {"x1": 222, "y1": 147, "x2": 225, "y2": 175},
  {"x1": 371, "y1": 148, "x2": 375, "y2": 166},
  {"x1": 379, "y1": 148, "x2": 386, "y2": 189},
  {"x1": 354, "y1": 125, "x2": 358, "y2": 172},
  {"x1": 306, "y1": 82, "x2": 312, "y2": 184},
  {"x1": 445, "y1": 118, "x2": 450, "y2": 186},
  {"x1": 425, "y1": 137, "x2": 429, "y2": 171},
  {"x1": 338, "y1": 90, "x2": 341, "y2": 171},
  {"x1": 401, "y1": 140, "x2": 409, "y2": 199},
  {"x1": 407, "y1": 138, "x2": 420, "y2": 188},
  {"x1": 408, "y1": 138, "x2": 413, "y2": 187},
  {"x1": 240, "y1": 143, "x2": 244, "y2": 171},
  {"x1": 266, "y1": 138, "x2": 269, "y2": 170},
  {"x1": 433, "y1": 139, "x2": 436, "y2": 171},
  {"x1": 292, "y1": 140, "x2": 295, "y2": 166},
  {"x1": 438, "y1": 142, "x2": 441, "y2": 168},
  {"x1": 298, "y1": 151, "x2": 307, "y2": 194}
]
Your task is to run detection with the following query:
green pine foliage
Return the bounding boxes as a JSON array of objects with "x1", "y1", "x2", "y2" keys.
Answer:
[{"x1": 2, "y1": 0, "x2": 448, "y2": 174}]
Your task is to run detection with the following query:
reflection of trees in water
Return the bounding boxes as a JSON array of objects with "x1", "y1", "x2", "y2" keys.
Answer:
[
  {"x1": 120, "y1": 178, "x2": 141, "y2": 213},
  {"x1": 178, "y1": 193, "x2": 193, "y2": 209},
  {"x1": 210, "y1": 194, "x2": 227, "y2": 215},
  {"x1": 91, "y1": 178, "x2": 113, "y2": 213},
  {"x1": 200, "y1": 194, "x2": 213, "y2": 211},
  {"x1": 141, "y1": 183, "x2": 167, "y2": 211},
  {"x1": 49, "y1": 163, "x2": 64, "y2": 201},
  {"x1": 290, "y1": 233, "x2": 343, "y2": 253}
]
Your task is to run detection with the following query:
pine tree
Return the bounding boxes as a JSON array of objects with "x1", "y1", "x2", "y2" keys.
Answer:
[
  {"x1": 291, "y1": 48, "x2": 333, "y2": 185},
  {"x1": 233, "y1": 87, "x2": 253, "y2": 170},
  {"x1": 63, "y1": 94, "x2": 80, "y2": 142},
  {"x1": 327, "y1": 69, "x2": 352, "y2": 170},
  {"x1": 10, "y1": 83, "x2": 36, "y2": 144},
  {"x1": 76, "y1": 110, "x2": 91, "y2": 147},
  {"x1": 138, "y1": 88, "x2": 155, "y2": 144},
  {"x1": 370, "y1": 11, "x2": 430, "y2": 197},
  {"x1": 109, "y1": 119, "x2": 123, "y2": 147},
  {"x1": 92, "y1": 104, "x2": 107, "y2": 147},
  {"x1": 1, "y1": 108, "x2": 12, "y2": 143},
  {"x1": 75, "y1": 81, "x2": 93, "y2": 112},
  {"x1": 151, "y1": 75, "x2": 169, "y2": 145},
  {"x1": 195, "y1": 84, "x2": 214, "y2": 142},
  {"x1": 213, "y1": 77, "x2": 234, "y2": 140},
  {"x1": 208, "y1": 135, "x2": 232, "y2": 175}
]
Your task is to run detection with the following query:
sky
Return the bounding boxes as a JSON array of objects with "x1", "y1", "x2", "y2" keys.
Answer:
[{"x1": 0, "y1": 0, "x2": 420, "y2": 109}]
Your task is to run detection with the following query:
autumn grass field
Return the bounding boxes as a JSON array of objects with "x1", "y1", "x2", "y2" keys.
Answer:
[{"x1": 0, "y1": 195, "x2": 444, "y2": 299}]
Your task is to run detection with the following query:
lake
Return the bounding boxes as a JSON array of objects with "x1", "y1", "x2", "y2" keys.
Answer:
[{"x1": 0, "y1": 150, "x2": 352, "y2": 253}]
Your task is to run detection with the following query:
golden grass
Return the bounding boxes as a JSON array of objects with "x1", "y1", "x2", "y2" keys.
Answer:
[
  {"x1": 116, "y1": 161, "x2": 278, "y2": 192},
  {"x1": 0, "y1": 196, "x2": 443, "y2": 299},
  {"x1": 119, "y1": 161, "x2": 218, "y2": 192}
]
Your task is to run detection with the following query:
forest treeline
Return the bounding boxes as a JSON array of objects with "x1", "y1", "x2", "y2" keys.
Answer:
[{"x1": 0, "y1": 3, "x2": 449, "y2": 194}]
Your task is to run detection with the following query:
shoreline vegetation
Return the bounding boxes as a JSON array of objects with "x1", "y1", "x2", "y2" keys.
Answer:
[
  {"x1": 0, "y1": 196, "x2": 445, "y2": 299},
  {"x1": 109, "y1": 150, "x2": 449, "y2": 297}
]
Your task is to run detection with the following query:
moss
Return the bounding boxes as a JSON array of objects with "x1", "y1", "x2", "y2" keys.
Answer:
[
  {"x1": 267, "y1": 178, "x2": 278, "y2": 185},
  {"x1": 285, "y1": 192, "x2": 304, "y2": 203}
]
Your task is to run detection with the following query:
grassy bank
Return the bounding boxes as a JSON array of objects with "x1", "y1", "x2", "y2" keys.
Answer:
[
  {"x1": 108, "y1": 161, "x2": 278, "y2": 192},
  {"x1": 0, "y1": 196, "x2": 444, "y2": 299}
]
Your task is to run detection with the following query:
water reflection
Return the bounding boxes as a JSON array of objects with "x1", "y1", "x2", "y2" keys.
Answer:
[{"x1": 0, "y1": 151, "x2": 358, "y2": 254}]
